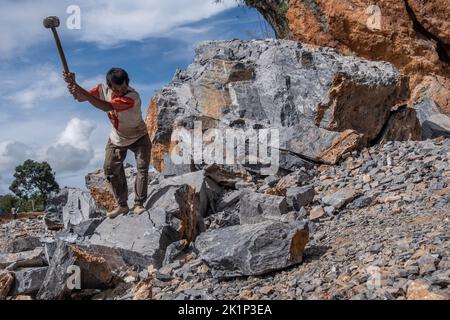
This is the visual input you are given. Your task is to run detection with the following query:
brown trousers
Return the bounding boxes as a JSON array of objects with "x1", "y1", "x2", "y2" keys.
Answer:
[{"x1": 103, "y1": 134, "x2": 151, "y2": 207}]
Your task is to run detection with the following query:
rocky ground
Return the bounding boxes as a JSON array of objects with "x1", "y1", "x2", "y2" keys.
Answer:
[
  {"x1": 130, "y1": 138, "x2": 450, "y2": 301},
  {"x1": 1, "y1": 36, "x2": 449, "y2": 300},
  {"x1": 1, "y1": 138, "x2": 448, "y2": 300}
]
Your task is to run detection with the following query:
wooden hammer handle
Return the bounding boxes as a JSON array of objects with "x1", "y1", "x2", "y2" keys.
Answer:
[{"x1": 51, "y1": 28, "x2": 69, "y2": 73}]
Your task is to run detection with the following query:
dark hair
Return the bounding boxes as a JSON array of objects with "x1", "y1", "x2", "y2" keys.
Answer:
[{"x1": 106, "y1": 68, "x2": 129, "y2": 87}]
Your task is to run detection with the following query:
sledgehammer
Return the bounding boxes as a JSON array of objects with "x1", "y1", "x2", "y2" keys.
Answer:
[{"x1": 43, "y1": 16, "x2": 70, "y2": 73}]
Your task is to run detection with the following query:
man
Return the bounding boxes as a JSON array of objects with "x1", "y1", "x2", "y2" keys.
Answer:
[{"x1": 63, "y1": 68, "x2": 151, "y2": 218}]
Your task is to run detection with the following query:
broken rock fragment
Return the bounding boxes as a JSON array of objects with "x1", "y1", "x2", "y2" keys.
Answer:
[{"x1": 195, "y1": 220, "x2": 309, "y2": 278}]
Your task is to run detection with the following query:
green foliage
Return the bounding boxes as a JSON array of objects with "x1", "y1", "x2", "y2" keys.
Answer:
[
  {"x1": 0, "y1": 194, "x2": 19, "y2": 213},
  {"x1": 9, "y1": 159, "x2": 60, "y2": 208}
]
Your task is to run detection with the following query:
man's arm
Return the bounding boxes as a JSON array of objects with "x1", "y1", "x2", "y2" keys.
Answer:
[
  {"x1": 71, "y1": 84, "x2": 114, "y2": 112},
  {"x1": 64, "y1": 72, "x2": 114, "y2": 112}
]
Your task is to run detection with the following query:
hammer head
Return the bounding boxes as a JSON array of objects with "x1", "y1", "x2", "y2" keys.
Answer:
[{"x1": 43, "y1": 16, "x2": 60, "y2": 29}]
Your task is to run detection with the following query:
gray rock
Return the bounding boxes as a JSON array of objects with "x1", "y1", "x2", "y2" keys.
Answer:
[
  {"x1": 150, "y1": 39, "x2": 405, "y2": 172},
  {"x1": 204, "y1": 210, "x2": 240, "y2": 230},
  {"x1": 216, "y1": 190, "x2": 241, "y2": 212},
  {"x1": 286, "y1": 184, "x2": 315, "y2": 210},
  {"x1": 195, "y1": 220, "x2": 309, "y2": 278},
  {"x1": 322, "y1": 189, "x2": 357, "y2": 209},
  {"x1": 163, "y1": 240, "x2": 188, "y2": 266},
  {"x1": 2, "y1": 236, "x2": 42, "y2": 254},
  {"x1": 88, "y1": 208, "x2": 179, "y2": 268},
  {"x1": 264, "y1": 175, "x2": 279, "y2": 187},
  {"x1": 62, "y1": 188, "x2": 104, "y2": 228},
  {"x1": 235, "y1": 181, "x2": 257, "y2": 190},
  {"x1": 324, "y1": 206, "x2": 336, "y2": 216},
  {"x1": 71, "y1": 218, "x2": 104, "y2": 237},
  {"x1": 417, "y1": 254, "x2": 439, "y2": 276},
  {"x1": 44, "y1": 188, "x2": 69, "y2": 230},
  {"x1": 239, "y1": 191, "x2": 287, "y2": 224},
  {"x1": 146, "y1": 170, "x2": 220, "y2": 221},
  {"x1": 37, "y1": 241, "x2": 118, "y2": 300},
  {"x1": 53, "y1": 218, "x2": 105, "y2": 245},
  {"x1": 41, "y1": 238, "x2": 57, "y2": 265},
  {"x1": 348, "y1": 195, "x2": 374, "y2": 209},
  {"x1": 0, "y1": 248, "x2": 46, "y2": 270},
  {"x1": 278, "y1": 151, "x2": 315, "y2": 172},
  {"x1": 415, "y1": 99, "x2": 450, "y2": 139},
  {"x1": 11, "y1": 267, "x2": 48, "y2": 295}
]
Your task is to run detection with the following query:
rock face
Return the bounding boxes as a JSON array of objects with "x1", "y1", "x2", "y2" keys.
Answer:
[
  {"x1": 195, "y1": 220, "x2": 309, "y2": 278},
  {"x1": 245, "y1": 0, "x2": 450, "y2": 118},
  {"x1": 146, "y1": 39, "x2": 407, "y2": 174}
]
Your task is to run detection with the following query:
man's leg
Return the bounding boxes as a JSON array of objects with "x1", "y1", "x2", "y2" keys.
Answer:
[
  {"x1": 104, "y1": 138, "x2": 129, "y2": 208},
  {"x1": 129, "y1": 134, "x2": 151, "y2": 208}
]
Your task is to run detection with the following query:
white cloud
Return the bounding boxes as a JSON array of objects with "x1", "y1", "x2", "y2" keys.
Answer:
[
  {"x1": 0, "y1": 140, "x2": 36, "y2": 193},
  {"x1": 0, "y1": 140, "x2": 36, "y2": 173},
  {"x1": 45, "y1": 117, "x2": 96, "y2": 173},
  {"x1": 0, "y1": 0, "x2": 238, "y2": 58},
  {"x1": 4, "y1": 65, "x2": 67, "y2": 109},
  {"x1": 78, "y1": 0, "x2": 237, "y2": 46}
]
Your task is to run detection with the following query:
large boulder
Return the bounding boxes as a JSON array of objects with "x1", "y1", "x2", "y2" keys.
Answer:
[
  {"x1": 146, "y1": 39, "x2": 406, "y2": 174},
  {"x1": 195, "y1": 220, "x2": 309, "y2": 278},
  {"x1": 246, "y1": 0, "x2": 450, "y2": 116},
  {"x1": 145, "y1": 170, "x2": 222, "y2": 237},
  {"x1": 37, "y1": 241, "x2": 120, "y2": 300},
  {"x1": 88, "y1": 208, "x2": 179, "y2": 268}
]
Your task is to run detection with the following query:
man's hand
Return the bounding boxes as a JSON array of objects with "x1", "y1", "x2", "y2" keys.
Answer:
[
  {"x1": 63, "y1": 71, "x2": 83, "y2": 101},
  {"x1": 63, "y1": 71, "x2": 76, "y2": 84}
]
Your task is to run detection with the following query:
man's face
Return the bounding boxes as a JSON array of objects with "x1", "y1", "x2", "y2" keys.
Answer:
[{"x1": 109, "y1": 81, "x2": 128, "y2": 97}]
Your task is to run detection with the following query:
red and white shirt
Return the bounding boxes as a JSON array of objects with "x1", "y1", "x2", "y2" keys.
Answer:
[{"x1": 89, "y1": 84, "x2": 148, "y2": 147}]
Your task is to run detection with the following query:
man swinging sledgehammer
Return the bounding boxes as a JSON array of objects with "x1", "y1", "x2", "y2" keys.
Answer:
[
  {"x1": 43, "y1": 16, "x2": 150, "y2": 218},
  {"x1": 43, "y1": 15, "x2": 150, "y2": 218},
  {"x1": 63, "y1": 69, "x2": 151, "y2": 218}
]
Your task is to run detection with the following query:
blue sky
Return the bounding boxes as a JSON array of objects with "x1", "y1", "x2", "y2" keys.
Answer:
[{"x1": 0, "y1": 0, "x2": 275, "y2": 194}]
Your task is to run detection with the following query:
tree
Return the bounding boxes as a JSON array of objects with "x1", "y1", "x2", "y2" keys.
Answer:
[
  {"x1": 9, "y1": 159, "x2": 60, "y2": 208},
  {"x1": 0, "y1": 194, "x2": 19, "y2": 213}
]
